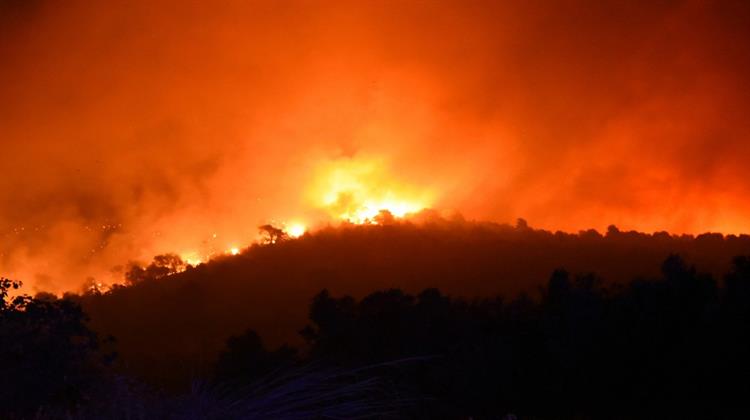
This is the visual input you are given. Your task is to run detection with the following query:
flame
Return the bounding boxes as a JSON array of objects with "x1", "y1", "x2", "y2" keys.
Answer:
[
  {"x1": 149, "y1": 156, "x2": 430, "y2": 283},
  {"x1": 310, "y1": 157, "x2": 432, "y2": 224},
  {"x1": 180, "y1": 251, "x2": 203, "y2": 267},
  {"x1": 338, "y1": 197, "x2": 425, "y2": 224},
  {"x1": 285, "y1": 223, "x2": 306, "y2": 238}
]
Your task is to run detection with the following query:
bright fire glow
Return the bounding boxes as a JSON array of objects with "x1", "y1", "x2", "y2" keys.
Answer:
[
  {"x1": 164, "y1": 157, "x2": 431, "y2": 276},
  {"x1": 310, "y1": 157, "x2": 432, "y2": 224},
  {"x1": 181, "y1": 252, "x2": 203, "y2": 267},
  {"x1": 338, "y1": 198, "x2": 425, "y2": 224},
  {"x1": 286, "y1": 223, "x2": 306, "y2": 238}
]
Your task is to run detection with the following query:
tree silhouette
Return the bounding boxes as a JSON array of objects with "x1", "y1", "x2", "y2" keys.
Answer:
[
  {"x1": 125, "y1": 253, "x2": 187, "y2": 285},
  {"x1": 295, "y1": 255, "x2": 750, "y2": 418},
  {"x1": 214, "y1": 329, "x2": 296, "y2": 385},
  {"x1": 43, "y1": 222, "x2": 750, "y2": 417},
  {"x1": 258, "y1": 224, "x2": 287, "y2": 244},
  {"x1": 1, "y1": 278, "x2": 109, "y2": 417}
]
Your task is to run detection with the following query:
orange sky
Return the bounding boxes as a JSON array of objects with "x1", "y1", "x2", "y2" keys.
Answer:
[{"x1": 2, "y1": 0, "x2": 750, "y2": 292}]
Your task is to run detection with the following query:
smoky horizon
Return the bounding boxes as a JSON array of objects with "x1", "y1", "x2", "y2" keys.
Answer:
[{"x1": 2, "y1": 0, "x2": 750, "y2": 293}]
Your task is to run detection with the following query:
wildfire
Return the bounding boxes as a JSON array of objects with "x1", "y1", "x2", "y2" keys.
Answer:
[
  {"x1": 311, "y1": 157, "x2": 432, "y2": 224},
  {"x1": 176, "y1": 223, "x2": 305, "y2": 268},
  {"x1": 180, "y1": 252, "x2": 203, "y2": 267},
  {"x1": 286, "y1": 223, "x2": 306, "y2": 238},
  {"x1": 152, "y1": 156, "x2": 431, "y2": 283},
  {"x1": 336, "y1": 197, "x2": 425, "y2": 224}
]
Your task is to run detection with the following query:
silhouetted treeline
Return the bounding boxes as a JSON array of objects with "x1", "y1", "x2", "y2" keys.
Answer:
[
  {"x1": 0, "y1": 278, "x2": 111, "y2": 418},
  {"x1": 10, "y1": 252, "x2": 746, "y2": 418},
  {"x1": 2, "y1": 279, "x2": 399, "y2": 419},
  {"x1": 289, "y1": 255, "x2": 750, "y2": 417},
  {"x1": 5, "y1": 220, "x2": 750, "y2": 417},
  {"x1": 79, "y1": 220, "x2": 750, "y2": 388},
  {"x1": 211, "y1": 256, "x2": 750, "y2": 418}
]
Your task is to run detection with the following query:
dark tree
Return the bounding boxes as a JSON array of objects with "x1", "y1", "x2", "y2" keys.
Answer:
[
  {"x1": 214, "y1": 329, "x2": 296, "y2": 385},
  {"x1": 258, "y1": 224, "x2": 288, "y2": 244},
  {"x1": 125, "y1": 253, "x2": 187, "y2": 285},
  {"x1": 1, "y1": 278, "x2": 109, "y2": 417}
]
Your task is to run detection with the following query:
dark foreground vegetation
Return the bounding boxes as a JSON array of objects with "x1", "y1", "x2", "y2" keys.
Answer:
[
  {"x1": 81, "y1": 220, "x2": 750, "y2": 388},
  {"x1": 3, "y1": 221, "x2": 750, "y2": 418}
]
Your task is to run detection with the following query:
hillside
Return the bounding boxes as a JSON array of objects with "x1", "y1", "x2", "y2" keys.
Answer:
[{"x1": 79, "y1": 220, "x2": 750, "y2": 387}]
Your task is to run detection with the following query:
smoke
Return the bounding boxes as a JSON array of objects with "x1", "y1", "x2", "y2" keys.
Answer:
[{"x1": 1, "y1": 0, "x2": 750, "y2": 292}]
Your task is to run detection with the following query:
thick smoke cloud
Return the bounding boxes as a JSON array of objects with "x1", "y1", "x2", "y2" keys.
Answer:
[{"x1": 1, "y1": 0, "x2": 750, "y2": 292}]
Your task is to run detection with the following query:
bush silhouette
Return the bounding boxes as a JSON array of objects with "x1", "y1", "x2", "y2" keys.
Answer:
[
  {"x1": 10, "y1": 222, "x2": 750, "y2": 418},
  {"x1": 1, "y1": 278, "x2": 110, "y2": 417}
]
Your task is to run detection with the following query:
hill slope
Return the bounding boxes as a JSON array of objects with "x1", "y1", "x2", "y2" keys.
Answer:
[{"x1": 79, "y1": 220, "x2": 750, "y2": 387}]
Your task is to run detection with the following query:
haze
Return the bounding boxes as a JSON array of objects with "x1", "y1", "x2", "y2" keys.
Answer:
[{"x1": 2, "y1": 0, "x2": 749, "y2": 293}]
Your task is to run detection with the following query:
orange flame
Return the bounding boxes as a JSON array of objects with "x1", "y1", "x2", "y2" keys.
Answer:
[{"x1": 309, "y1": 157, "x2": 432, "y2": 224}]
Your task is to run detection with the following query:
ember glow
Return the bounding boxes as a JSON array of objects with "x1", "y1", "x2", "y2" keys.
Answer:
[
  {"x1": 311, "y1": 157, "x2": 432, "y2": 224},
  {"x1": 285, "y1": 223, "x2": 307, "y2": 238},
  {"x1": 2, "y1": 1, "x2": 750, "y2": 293},
  {"x1": 180, "y1": 252, "x2": 203, "y2": 268},
  {"x1": 171, "y1": 157, "x2": 429, "y2": 268}
]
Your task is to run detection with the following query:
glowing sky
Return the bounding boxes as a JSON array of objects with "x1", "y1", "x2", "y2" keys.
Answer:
[{"x1": 1, "y1": 0, "x2": 750, "y2": 292}]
